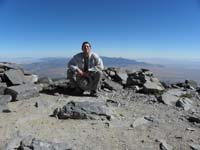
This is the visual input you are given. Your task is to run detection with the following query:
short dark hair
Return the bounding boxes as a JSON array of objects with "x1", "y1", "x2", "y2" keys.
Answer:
[{"x1": 81, "y1": 41, "x2": 91, "y2": 50}]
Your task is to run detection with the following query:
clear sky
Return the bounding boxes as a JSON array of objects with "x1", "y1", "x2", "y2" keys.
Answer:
[{"x1": 0, "y1": 0, "x2": 200, "y2": 59}]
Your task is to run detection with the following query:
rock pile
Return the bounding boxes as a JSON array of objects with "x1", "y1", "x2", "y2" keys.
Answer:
[
  {"x1": 126, "y1": 68, "x2": 165, "y2": 94},
  {"x1": 0, "y1": 62, "x2": 41, "y2": 112}
]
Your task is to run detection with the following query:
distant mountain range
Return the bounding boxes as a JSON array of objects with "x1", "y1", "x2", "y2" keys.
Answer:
[
  {"x1": 1, "y1": 56, "x2": 200, "y2": 84},
  {"x1": 21, "y1": 56, "x2": 160, "y2": 78}
]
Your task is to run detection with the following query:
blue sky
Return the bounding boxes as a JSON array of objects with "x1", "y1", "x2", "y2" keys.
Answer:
[{"x1": 0, "y1": 0, "x2": 200, "y2": 59}]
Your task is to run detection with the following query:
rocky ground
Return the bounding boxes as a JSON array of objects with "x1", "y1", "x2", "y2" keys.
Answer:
[{"x1": 0, "y1": 63, "x2": 200, "y2": 150}]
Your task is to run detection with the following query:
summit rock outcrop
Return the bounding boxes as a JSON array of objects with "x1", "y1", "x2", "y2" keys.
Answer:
[{"x1": 0, "y1": 63, "x2": 200, "y2": 150}]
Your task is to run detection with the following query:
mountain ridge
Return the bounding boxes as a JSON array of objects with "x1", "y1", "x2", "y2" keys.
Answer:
[{"x1": 21, "y1": 56, "x2": 159, "y2": 78}]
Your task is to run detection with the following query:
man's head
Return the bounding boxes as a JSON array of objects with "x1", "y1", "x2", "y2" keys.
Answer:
[{"x1": 82, "y1": 41, "x2": 91, "y2": 57}]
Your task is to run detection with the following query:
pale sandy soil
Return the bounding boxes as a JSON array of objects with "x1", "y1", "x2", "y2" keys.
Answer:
[{"x1": 0, "y1": 92, "x2": 200, "y2": 150}]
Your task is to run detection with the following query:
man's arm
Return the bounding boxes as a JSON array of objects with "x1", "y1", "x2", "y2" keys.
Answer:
[
  {"x1": 68, "y1": 55, "x2": 79, "y2": 72},
  {"x1": 92, "y1": 53, "x2": 104, "y2": 71},
  {"x1": 68, "y1": 55, "x2": 86, "y2": 76}
]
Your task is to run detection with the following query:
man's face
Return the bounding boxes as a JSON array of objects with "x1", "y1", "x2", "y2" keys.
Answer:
[{"x1": 82, "y1": 43, "x2": 91, "y2": 56}]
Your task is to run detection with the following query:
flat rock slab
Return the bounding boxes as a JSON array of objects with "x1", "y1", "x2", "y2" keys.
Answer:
[
  {"x1": 4, "y1": 137, "x2": 71, "y2": 150},
  {"x1": 158, "y1": 89, "x2": 186, "y2": 106},
  {"x1": 4, "y1": 69, "x2": 26, "y2": 85},
  {"x1": 5, "y1": 83, "x2": 40, "y2": 101},
  {"x1": 53, "y1": 101, "x2": 111, "y2": 120},
  {"x1": 102, "y1": 79, "x2": 123, "y2": 91}
]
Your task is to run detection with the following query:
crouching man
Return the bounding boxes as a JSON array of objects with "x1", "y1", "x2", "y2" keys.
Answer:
[{"x1": 67, "y1": 41, "x2": 104, "y2": 96}]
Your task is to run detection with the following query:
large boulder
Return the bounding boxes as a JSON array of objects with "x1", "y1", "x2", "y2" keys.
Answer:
[
  {"x1": 4, "y1": 69, "x2": 26, "y2": 85},
  {"x1": 5, "y1": 83, "x2": 41, "y2": 101}
]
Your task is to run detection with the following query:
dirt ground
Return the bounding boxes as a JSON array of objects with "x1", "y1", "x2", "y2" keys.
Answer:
[{"x1": 0, "y1": 91, "x2": 200, "y2": 150}]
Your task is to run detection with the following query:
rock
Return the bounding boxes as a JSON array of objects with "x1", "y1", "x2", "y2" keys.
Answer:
[
  {"x1": 189, "y1": 144, "x2": 200, "y2": 150},
  {"x1": 0, "y1": 62, "x2": 23, "y2": 70},
  {"x1": 0, "y1": 95, "x2": 12, "y2": 112},
  {"x1": 24, "y1": 74, "x2": 38, "y2": 83},
  {"x1": 176, "y1": 97, "x2": 193, "y2": 111},
  {"x1": 186, "y1": 128, "x2": 195, "y2": 131},
  {"x1": 131, "y1": 85, "x2": 141, "y2": 92},
  {"x1": 126, "y1": 71, "x2": 146, "y2": 87},
  {"x1": 30, "y1": 139, "x2": 71, "y2": 150},
  {"x1": 160, "y1": 81, "x2": 171, "y2": 89},
  {"x1": 4, "y1": 69, "x2": 26, "y2": 85},
  {"x1": 174, "y1": 80, "x2": 198, "y2": 90},
  {"x1": 34, "y1": 102, "x2": 39, "y2": 108},
  {"x1": 53, "y1": 101, "x2": 111, "y2": 120},
  {"x1": 185, "y1": 80, "x2": 198, "y2": 89},
  {"x1": 131, "y1": 117, "x2": 149, "y2": 128},
  {"x1": 187, "y1": 116, "x2": 200, "y2": 124},
  {"x1": 102, "y1": 79, "x2": 123, "y2": 91},
  {"x1": 159, "y1": 140, "x2": 173, "y2": 150},
  {"x1": 143, "y1": 78, "x2": 164, "y2": 94},
  {"x1": 0, "y1": 82, "x2": 7, "y2": 95},
  {"x1": 0, "y1": 68, "x2": 5, "y2": 73},
  {"x1": 106, "y1": 99, "x2": 120, "y2": 107},
  {"x1": 4, "y1": 136, "x2": 72, "y2": 150},
  {"x1": 53, "y1": 79, "x2": 70, "y2": 87},
  {"x1": 38, "y1": 77, "x2": 53, "y2": 84},
  {"x1": 197, "y1": 87, "x2": 200, "y2": 94},
  {"x1": 144, "y1": 116, "x2": 160, "y2": 124},
  {"x1": 5, "y1": 83, "x2": 40, "y2": 101},
  {"x1": 117, "y1": 71, "x2": 128, "y2": 84},
  {"x1": 130, "y1": 116, "x2": 159, "y2": 128},
  {"x1": 158, "y1": 89, "x2": 186, "y2": 106}
]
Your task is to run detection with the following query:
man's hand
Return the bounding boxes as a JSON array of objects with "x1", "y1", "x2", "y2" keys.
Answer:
[{"x1": 77, "y1": 69, "x2": 88, "y2": 77}]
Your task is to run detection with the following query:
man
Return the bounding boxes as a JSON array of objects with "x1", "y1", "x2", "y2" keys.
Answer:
[{"x1": 67, "y1": 41, "x2": 104, "y2": 96}]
